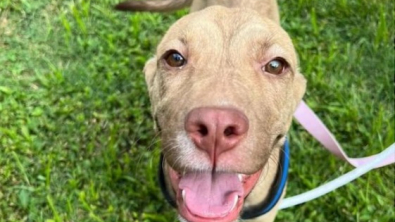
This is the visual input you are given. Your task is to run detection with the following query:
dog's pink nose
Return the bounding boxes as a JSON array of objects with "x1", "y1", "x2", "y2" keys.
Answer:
[{"x1": 185, "y1": 107, "x2": 249, "y2": 162}]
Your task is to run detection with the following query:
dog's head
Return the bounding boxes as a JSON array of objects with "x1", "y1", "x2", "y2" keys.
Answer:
[{"x1": 143, "y1": 6, "x2": 306, "y2": 222}]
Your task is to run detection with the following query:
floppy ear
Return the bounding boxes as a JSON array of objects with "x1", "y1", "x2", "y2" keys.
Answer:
[
  {"x1": 293, "y1": 72, "x2": 307, "y2": 107},
  {"x1": 143, "y1": 56, "x2": 157, "y2": 87},
  {"x1": 143, "y1": 57, "x2": 162, "y2": 131}
]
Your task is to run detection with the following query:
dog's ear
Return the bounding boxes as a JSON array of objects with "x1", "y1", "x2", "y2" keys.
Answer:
[
  {"x1": 143, "y1": 57, "x2": 157, "y2": 87},
  {"x1": 293, "y1": 72, "x2": 307, "y2": 106},
  {"x1": 143, "y1": 57, "x2": 161, "y2": 121}
]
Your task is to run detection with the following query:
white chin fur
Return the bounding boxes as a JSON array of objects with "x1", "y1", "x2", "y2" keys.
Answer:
[
  {"x1": 175, "y1": 131, "x2": 211, "y2": 171},
  {"x1": 178, "y1": 215, "x2": 188, "y2": 222}
]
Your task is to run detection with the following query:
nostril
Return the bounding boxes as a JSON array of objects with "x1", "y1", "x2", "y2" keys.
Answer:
[
  {"x1": 197, "y1": 124, "x2": 208, "y2": 136},
  {"x1": 224, "y1": 126, "x2": 236, "y2": 137}
]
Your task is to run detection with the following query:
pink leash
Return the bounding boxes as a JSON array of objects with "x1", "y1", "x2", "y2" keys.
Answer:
[{"x1": 294, "y1": 100, "x2": 395, "y2": 168}]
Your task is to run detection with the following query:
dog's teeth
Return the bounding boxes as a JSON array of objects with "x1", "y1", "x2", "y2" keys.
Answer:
[
  {"x1": 230, "y1": 195, "x2": 238, "y2": 211},
  {"x1": 182, "y1": 190, "x2": 186, "y2": 200},
  {"x1": 238, "y1": 174, "x2": 243, "y2": 181}
]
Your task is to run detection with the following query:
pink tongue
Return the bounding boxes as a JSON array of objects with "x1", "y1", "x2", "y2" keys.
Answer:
[{"x1": 179, "y1": 172, "x2": 243, "y2": 218}]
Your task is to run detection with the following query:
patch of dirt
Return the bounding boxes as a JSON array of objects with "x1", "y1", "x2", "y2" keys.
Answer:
[
  {"x1": 0, "y1": 12, "x2": 13, "y2": 49},
  {"x1": 0, "y1": 15, "x2": 13, "y2": 36}
]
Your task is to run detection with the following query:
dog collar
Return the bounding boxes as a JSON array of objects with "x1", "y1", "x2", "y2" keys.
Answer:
[{"x1": 158, "y1": 139, "x2": 290, "y2": 220}]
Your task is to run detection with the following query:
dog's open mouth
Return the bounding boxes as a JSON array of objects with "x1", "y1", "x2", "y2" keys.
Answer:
[{"x1": 167, "y1": 164, "x2": 262, "y2": 222}]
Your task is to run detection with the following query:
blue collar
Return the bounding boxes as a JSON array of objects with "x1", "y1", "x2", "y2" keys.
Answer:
[{"x1": 158, "y1": 139, "x2": 290, "y2": 220}]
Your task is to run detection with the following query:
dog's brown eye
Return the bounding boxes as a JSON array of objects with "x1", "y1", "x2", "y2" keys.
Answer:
[
  {"x1": 264, "y1": 58, "x2": 287, "y2": 75},
  {"x1": 164, "y1": 51, "x2": 186, "y2": 67}
]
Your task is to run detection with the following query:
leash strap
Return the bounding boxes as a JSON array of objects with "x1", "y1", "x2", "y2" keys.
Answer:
[
  {"x1": 294, "y1": 100, "x2": 395, "y2": 168},
  {"x1": 279, "y1": 143, "x2": 395, "y2": 209}
]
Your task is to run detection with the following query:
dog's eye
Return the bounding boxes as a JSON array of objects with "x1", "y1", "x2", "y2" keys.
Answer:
[
  {"x1": 163, "y1": 50, "x2": 186, "y2": 67},
  {"x1": 263, "y1": 58, "x2": 287, "y2": 75}
]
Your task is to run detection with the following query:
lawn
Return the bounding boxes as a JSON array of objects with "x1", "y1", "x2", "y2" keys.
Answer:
[{"x1": 0, "y1": 0, "x2": 393, "y2": 221}]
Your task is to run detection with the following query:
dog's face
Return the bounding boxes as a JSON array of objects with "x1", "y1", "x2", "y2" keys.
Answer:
[{"x1": 144, "y1": 6, "x2": 306, "y2": 222}]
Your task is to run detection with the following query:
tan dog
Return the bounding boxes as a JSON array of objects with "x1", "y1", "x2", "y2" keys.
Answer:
[{"x1": 116, "y1": 0, "x2": 306, "y2": 221}]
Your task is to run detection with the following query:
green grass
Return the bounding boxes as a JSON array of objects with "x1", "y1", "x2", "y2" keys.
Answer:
[{"x1": 0, "y1": 0, "x2": 393, "y2": 221}]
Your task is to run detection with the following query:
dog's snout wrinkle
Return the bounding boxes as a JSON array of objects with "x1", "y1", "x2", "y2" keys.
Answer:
[{"x1": 185, "y1": 107, "x2": 249, "y2": 164}]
